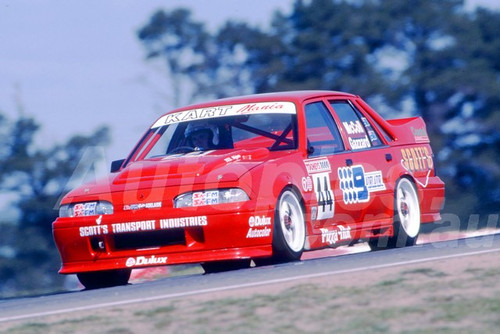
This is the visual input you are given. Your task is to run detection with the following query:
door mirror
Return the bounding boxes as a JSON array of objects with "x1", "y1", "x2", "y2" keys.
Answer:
[
  {"x1": 110, "y1": 159, "x2": 125, "y2": 173},
  {"x1": 307, "y1": 142, "x2": 315, "y2": 156}
]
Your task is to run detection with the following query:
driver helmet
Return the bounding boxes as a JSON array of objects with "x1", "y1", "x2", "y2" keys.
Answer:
[{"x1": 185, "y1": 120, "x2": 219, "y2": 147}]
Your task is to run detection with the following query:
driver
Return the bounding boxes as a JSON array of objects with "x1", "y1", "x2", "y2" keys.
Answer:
[{"x1": 185, "y1": 121, "x2": 219, "y2": 150}]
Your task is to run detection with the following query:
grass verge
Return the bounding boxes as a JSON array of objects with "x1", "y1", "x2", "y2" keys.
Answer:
[{"x1": 2, "y1": 253, "x2": 499, "y2": 334}]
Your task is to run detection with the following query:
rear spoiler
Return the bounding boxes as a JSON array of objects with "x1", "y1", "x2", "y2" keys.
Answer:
[
  {"x1": 354, "y1": 98, "x2": 430, "y2": 145},
  {"x1": 387, "y1": 117, "x2": 430, "y2": 144}
]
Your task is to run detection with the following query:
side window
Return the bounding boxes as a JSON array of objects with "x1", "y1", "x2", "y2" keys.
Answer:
[
  {"x1": 305, "y1": 102, "x2": 345, "y2": 157},
  {"x1": 330, "y1": 101, "x2": 383, "y2": 150},
  {"x1": 364, "y1": 111, "x2": 393, "y2": 143}
]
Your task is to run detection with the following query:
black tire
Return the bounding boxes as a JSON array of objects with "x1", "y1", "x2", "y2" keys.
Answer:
[
  {"x1": 201, "y1": 259, "x2": 251, "y2": 274},
  {"x1": 257, "y1": 189, "x2": 306, "y2": 264},
  {"x1": 369, "y1": 178, "x2": 421, "y2": 250},
  {"x1": 77, "y1": 269, "x2": 131, "y2": 289}
]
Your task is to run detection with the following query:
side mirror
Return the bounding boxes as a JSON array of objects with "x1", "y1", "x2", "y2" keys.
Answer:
[
  {"x1": 110, "y1": 159, "x2": 125, "y2": 173},
  {"x1": 307, "y1": 140, "x2": 315, "y2": 156}
]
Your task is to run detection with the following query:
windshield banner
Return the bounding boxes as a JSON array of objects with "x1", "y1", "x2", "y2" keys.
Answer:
[{"x1": 152, "y1": 102, "x2": 296, "y2": 128}]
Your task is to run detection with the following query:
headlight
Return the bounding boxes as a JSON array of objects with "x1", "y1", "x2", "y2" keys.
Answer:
[
  {"x1": 174, "y1": 188, "x2": 249, "y2": 208},
  {"x1": 59, "y1": 201, "x2": 114, "y2": 217}
]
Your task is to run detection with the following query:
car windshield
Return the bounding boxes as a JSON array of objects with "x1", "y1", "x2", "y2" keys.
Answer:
[{"x1": 128, "y1": 101, "x2": 298, "y2": 162}]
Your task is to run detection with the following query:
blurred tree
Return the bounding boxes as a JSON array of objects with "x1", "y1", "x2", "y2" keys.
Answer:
[
  {"x1": 442, "y1": 7, "x2": 500, "y2": 220},
  {"x1": 137, "y1": 8, "x2": 283, "y2": 103},
  {"x1": 137, "y1": 9, "x2": 213, "y2": 106},
  {"x1": 138, "y1": 0, "x2": 500, "y2": 229},
  {"x1": 0, "y1": 109, "x2": 110, "y2": 297}
]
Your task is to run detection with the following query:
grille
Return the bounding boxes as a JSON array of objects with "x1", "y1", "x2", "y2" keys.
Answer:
[{"x1": 113, "y1": 229, "x2": 186, "y2": 250}]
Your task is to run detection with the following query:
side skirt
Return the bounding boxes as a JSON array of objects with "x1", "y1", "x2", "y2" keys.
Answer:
[{"x1": 305, "y1": 219, "x2": 394, "y2": 251}]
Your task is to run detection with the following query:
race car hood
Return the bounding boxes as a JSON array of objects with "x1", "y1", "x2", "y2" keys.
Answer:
[
  {"x1": 114, "y1": 148, "x2": 270, "y2": 186},
  {"x1": 63, "y1": 148, "x2": 272, "y2": 200}
]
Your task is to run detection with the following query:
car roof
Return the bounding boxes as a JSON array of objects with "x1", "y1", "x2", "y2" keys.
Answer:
[{"x1": 166, "y1": 90, "x2": 357, "y2": 114}]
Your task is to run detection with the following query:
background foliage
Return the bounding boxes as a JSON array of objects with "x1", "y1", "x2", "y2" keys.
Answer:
[
  {"x1": 1, "y1": 0, "x2": 499, "y2": 297},
  {"x1": 0, "y1": 105, "x2": 110, "y2": 297},
  {"x1": 138, "y1": 0, "x2": 500, "y2": 225}
]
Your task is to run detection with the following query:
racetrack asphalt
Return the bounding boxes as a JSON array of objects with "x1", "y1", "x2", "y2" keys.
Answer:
[{"x1": 1, "y1": 230, "x2": 499, "y2": 323}]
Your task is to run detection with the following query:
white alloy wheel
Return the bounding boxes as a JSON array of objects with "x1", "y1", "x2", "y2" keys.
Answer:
[
  {"x1": 278, "y1": 190, "x2": 306, "y2": 253},
  {"x1": 396, "y1": 178, "x2": 421, "y2": 238}
]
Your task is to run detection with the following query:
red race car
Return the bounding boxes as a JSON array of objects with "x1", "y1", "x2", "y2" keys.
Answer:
[{"x1": 53, "y1": 91, "x2": 445, "y2": 288}]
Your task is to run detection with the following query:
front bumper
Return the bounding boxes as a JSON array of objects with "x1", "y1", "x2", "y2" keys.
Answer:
[{"x1": 53, "y1": 205, "x2": 274, "y2": 274}]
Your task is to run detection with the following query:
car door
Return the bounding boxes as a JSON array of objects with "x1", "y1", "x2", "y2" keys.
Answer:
[
  {"x1": 328, "y1": 99, "x2": 394, "y2": 224},
  {"x1": 303, "y1": 100, "x2": 363, "y2": 234}
]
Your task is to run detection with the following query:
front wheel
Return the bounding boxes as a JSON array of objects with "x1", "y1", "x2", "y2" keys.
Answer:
[
  {"x1": 369, "y1": 178, "x2": 421, "y2": 250},
  {"x1": 267, "y1": 189, "x2": 306, "y2": 262},
  {"x1": 77, "y1": 269, "x2": 131, "y2": 289}
]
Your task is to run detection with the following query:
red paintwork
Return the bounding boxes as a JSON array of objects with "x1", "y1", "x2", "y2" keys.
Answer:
[{"x1": 53, "y1": 91, "x2": 445, "y2": 274}]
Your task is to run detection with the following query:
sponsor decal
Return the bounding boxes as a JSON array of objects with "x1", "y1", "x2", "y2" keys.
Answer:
[
  {"x1": 224, "y1": 154, "x2": 242, "y2": 163},
  {"x1": 237, "y1": 103, "x2": 290, "y2": 114},
  {"x1": 246, "y1": 216, "x2": 272, "y2": 238},
  {"x1": 364, "y1": 170, "x2": 386, "y2": 192},
  {"x1": 348, "y1": 136, "x2": 371, "y2": 150},
  {"x1": 338, "y1": 165, "x2": 386, "y2": 204},
  {"x1": 401, "y1": 147, "x2": 433, "y2": 173},
  {"x1": 312, "y1": 172, "x2": 334, "y2": 219},
  {"x1": 304, "y1": 158, "x2": 331, "y2": 174},
  {"x1": 248, "y1": 216, "x2": 271, "y2": 227},
  {"x1": 74, "y1": 202, "x2": 97, "y2": 217},
  {"x1": 362, "y1": 117, "x2": 382, "y2": 145},
  {"x1": 343, "y1": 120, "x2": 365, "y2": 135},
  {"x1": 224, "y1": 153, "x2": 260, "y2": 164},
  {"x1": 361, "y1": 117, "x2": 371, "y2": 128},
  {"x1": 123, "y1": 202, "x2": 162, "y2": 211},
  {"x1": 126, "y1": 255, "x2": 168, "y2": 268},
  {"x1": 152, "y1": 102, "x2": 296, "y2": 128},
  {"x1": 320, "y1": 225, "x2": 352, "y2": 245},
  {"x1": 112, "y1": 220, "x2": 156, "y2": 233},
  {"x1": 159, "y1": 216, "x2": 208, "y2": 229},
  {"x1": 401, "y1": 146, "x2": 434, "y2": 188},
  {"x1": 304, "y1": 158, "x2": 334, "y2": 220},
  {"x1": 368, "y1": 130, "x2": 378, "y2": 142},
  {"x1": 79, "y1": 216, "x2": 106, "y2": 237},
  {"x1": 246, "y1": 227, "x2": 271, "y2": 238},
  {"x1": 193, "y1": 191, "x2": 219, "y2": 206},
  {"x1": 79, "y1": 225, "x2": 108, "y2": 237},
  {"x1": 79, "y1": 216, "x2": 208, "y2": 238},
  {"x1": 411, "y1": 127, "x2": 429, "y2": 143},
  {"x1": 342, "y1": 119, "x2": 371, "y2": 150},
  {"x1": 301, "y1": 176, "x2": 313, "y2": 192}
]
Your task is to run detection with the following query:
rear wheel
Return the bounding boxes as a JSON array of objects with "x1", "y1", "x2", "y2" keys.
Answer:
[
  {"x1": 77, "y1": 269, "x2": 131, "y2": 289},
  {"x1": 256, "y1": 189, "x2": 306, "y2": 265},
  {"x1": 369, "y1": 178, "x2": 421, "y2": 250}
]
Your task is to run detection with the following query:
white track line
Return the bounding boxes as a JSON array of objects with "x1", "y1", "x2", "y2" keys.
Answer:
[{"x1": 1, "y1": 246, "x2": 499, "y2": 323}]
